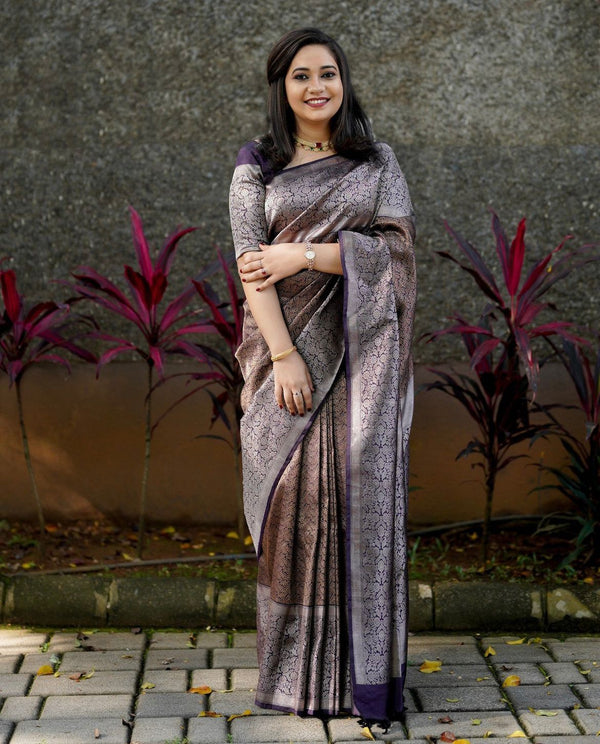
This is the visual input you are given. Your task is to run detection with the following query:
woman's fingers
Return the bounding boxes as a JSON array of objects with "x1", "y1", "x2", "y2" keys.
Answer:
[
  {"x1": 274, "y1": 382, "x2": 284, "y2": 410},
  {"x1": 283, "y1": 388, "x2": 298, "y2": 416}
]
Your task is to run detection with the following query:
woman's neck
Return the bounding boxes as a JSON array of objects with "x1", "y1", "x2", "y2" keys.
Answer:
[{"x1": 295, "y1": 125, "x2": 331, "y2": 144}]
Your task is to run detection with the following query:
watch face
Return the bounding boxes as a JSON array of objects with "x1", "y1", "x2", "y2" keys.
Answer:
[{"x1": 305, "y1": 249, "x2": 316, "y2": 260}]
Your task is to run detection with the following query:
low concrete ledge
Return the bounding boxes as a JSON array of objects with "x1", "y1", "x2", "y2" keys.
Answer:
[
  {"x1": 3, "y1": 575, "x2": 111, "y2": 627},
  {"x1": 0, "y1": 576, "x2": 597, "y2": 631},
  {"x1": 434, "y1": 581, "x2": 546, "y2": 631}
]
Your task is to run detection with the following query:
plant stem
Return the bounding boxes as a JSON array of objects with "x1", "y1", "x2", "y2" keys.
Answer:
[
  {"x1": 15, "y1": 378, "x2": 46, "y2": 559},
  {"x1": 482, "y1": 459, "x2": 497, "y2": 565},
  {"x1": 138, "y1": 362, "x2": 153, "y2": 559}
]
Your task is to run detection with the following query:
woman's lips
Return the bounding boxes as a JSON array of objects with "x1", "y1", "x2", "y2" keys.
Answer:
[{"x1": 305, "y1": 98, "x2": 329, "y2": 107}]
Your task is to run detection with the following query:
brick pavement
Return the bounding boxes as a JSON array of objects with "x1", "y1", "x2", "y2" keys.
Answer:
[{"x1": 0, "y1": 629, "x2": 599, "y2": 743}]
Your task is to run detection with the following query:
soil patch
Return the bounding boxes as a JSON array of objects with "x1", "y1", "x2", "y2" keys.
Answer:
[{"x1": 0, "y1": 517, "x2": 596, "y2": 584}]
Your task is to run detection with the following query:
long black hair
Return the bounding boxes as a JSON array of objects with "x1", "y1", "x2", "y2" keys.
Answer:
[{"x1": 258, "y1": 28, "x2": 377, "y2": 169}]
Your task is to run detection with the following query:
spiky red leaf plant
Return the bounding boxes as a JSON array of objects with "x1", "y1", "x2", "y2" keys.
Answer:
[
  {"x1": 423, "y1": 210, "x2": 597, "y2": 563},
  {"x1": 0, "y1": 264, "x2": 96, "y2": 558},
  {"x1": 70, "y1": 208, "x2": 201, "y2": 557}
]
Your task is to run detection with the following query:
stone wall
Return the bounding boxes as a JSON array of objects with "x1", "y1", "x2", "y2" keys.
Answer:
[{"x1": 2, "y1": 0, "x2": 599, "y2": 357}]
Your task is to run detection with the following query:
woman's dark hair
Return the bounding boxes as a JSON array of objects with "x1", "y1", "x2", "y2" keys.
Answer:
[{"x1": 258, "y1": 28, "x2": 378, "y2": 169}]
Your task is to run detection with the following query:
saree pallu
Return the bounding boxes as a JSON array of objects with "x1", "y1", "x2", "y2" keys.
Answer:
[{"x1": 229, "y1": 142, "x2": 416, "y2": 722}]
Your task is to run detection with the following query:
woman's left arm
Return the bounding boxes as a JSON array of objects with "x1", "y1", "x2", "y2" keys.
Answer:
[{"x1": 239, "y1": 241, "x2": 342, "y2": 290}]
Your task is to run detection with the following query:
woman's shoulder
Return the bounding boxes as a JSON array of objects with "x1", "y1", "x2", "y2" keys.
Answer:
[
  {"x1": 235, "y1": 140, "x2": 264, "y2": 167},
  {"x1": 234, "y1": 140, "x2": 276, "y2": 183},
  {"x1": 373, "y1": 141, "x2": 398, "y2": 162}
]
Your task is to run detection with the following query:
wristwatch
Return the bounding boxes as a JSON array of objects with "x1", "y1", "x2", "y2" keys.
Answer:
[{"x1": 304, "y1": 241, "x2": 316, "y2": 271}]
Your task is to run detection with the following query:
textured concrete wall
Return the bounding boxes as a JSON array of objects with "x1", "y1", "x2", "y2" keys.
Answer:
[{"x1": 2, "y1": 0, "x2": 599, "y2": 358}]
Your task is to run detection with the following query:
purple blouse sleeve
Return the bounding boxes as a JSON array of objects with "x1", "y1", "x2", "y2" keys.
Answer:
[{"x1": 229, "y1": 142, "x2": 269, "y2": 259}]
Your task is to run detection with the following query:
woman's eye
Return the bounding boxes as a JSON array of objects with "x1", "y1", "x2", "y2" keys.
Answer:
[
  {"x1": 322, "y1": 72, "x2": 336, "y2": 78},
  {"x1": 293, "y1": 74, "x2": 308, "y2": 80}
]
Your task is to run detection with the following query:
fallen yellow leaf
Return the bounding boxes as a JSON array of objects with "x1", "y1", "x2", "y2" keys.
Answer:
[
  {"x1": 188, "y1": 686, "x2": 212, "y2": 695},
  {"x1": 583, "y1": 577, "x2": 594, "y2": 585},
  {"x1": 532, "y1": 709, "x2": 558, "y2": 717},
  {"x1": 483, "y1": 731, "x2": 493, "y2": 738},
  {"x1": 360, "y1": 726, "x2": 375, "y2": 741},
  {"x1": 419, "y1": 659, "x2": 442, "y2": 673},
  {"x1": 160, "y1": 526, "x2": 176, "y2": 534},
  {"x1": 506, "y1": 638, "x2": 525, "y2": 645},
  {"x1": 36, "y1": 665, "x2": 54, "y2": 676},
  {"x1": 446, "y1": 698, "x2": 460, "y2": 703},
  {"x1": 121, "y1": 552, "x2": 135, "y2": 561},
  {"x1": 226, "y1": 531, "x2": 239, "y2": 540},
  {"x1": 244, "y1": 535, "x2": 254, "y2": 547},
  {"x1": 454, "y1": 740, "x2": 472, "y2": 744},
  {"x1": 141, "y1": 682, "x2": 155, "y2": 690},
  {"x1": 198, "y1": 711, "x2": 222, "y2": 717},
  {"x1": 508, "y1": 731, "x2": 526, "y2": 738},
  {"x1": 484, "y1": 646, "x2": 496, "y2": 657},
  {"x1": 502, "y1": 675, "x2": 521, "y2": 687},
  {"x1": 227, "y1": 710, "x2": 252, "y2": 722},
  {"x1": 472, "y1": 719, "x2": 482, "y2": 725},
  {"x1": 21, "y1": 562, "x2": 36, "y2": 570}
]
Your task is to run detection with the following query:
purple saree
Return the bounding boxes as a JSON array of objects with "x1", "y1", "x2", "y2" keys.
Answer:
[{"x1": 229, "y1": 141, "x2": 416, "y2": 722}]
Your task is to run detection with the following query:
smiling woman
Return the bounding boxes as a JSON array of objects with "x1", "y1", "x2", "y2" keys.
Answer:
[
  {"x1": 284, "y1": 45, "x2": 344, "y2": 157},
  {"x1": 228, "y1": 28, "x2": 416, "y2": 730}
]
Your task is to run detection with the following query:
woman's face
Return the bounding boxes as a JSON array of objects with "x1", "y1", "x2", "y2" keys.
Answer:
[{"x1": 284, "y1": 44, "x2": 344, "y2": 136}]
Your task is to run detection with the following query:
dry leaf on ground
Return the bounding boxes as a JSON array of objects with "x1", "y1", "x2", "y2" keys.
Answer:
[
  {"x1": 419, "y1": 659, "x2": 442, "y2": 673},
  {"x1": 502, "y1": 675, "x2": 521, "y2": 687},
  {"x1": 227, "y1": 710, "x2": 252, "y2": 722}
]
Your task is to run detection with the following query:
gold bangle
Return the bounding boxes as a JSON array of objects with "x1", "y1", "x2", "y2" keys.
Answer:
[{"x1": 271, "y1": 345, "x2": 297, "y2": 362}]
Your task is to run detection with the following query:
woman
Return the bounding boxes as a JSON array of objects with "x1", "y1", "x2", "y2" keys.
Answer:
[{"x1": 229, "y1": 28, "x2": 416, "y2": 726}]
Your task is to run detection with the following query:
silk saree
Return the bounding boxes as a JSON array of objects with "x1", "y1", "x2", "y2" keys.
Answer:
[{"x1": 229, "y1": 141, "x2": 416, "y2": 723}]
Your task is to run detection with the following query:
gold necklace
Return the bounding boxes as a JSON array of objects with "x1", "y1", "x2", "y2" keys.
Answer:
[{"x1": 294, "y1": 135, "x2": 332, "y2": 152}]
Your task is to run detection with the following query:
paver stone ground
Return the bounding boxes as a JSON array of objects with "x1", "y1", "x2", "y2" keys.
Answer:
[
  {"x1": 405, "y1": 711, "x2": 522, "y2": 739},
  {"x1": 130, "y1": 715, "x2": 186, "y2": 743},
  {"x1": 570, "y1": 708, "x2": 600, "y2": 735},
  {"x1": 187, "y1": 715, "x2": 229, "y2": 743},
  {"x1": 415, "y1": 685, "x2": 509, "y2": 712},
  {"x1": 10, "y1": 717, "x2": 128, "y2": 743},
  {"x1": 503, "y1": 683, "x2": 581, "y2": 710},
  {"x1": 517, "y1": 709, "x2": 581, "y2": 736},
  {"x1": 231, "y1": 714, "x2": 328, "y2": 742}
]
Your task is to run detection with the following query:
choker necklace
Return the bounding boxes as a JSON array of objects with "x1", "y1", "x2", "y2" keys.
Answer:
[{"x1": 294, "y1": 135, "x2": 332, "y2": 152}]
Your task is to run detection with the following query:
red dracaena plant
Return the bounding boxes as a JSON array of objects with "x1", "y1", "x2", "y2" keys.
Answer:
[
  {"x1": 536, "y1": 338, "x2": 600, "y2": 565},
  {"x1": 423, "y1": 210, "x2": 594, "y2": 563},
  {"x1": 155, "y1": 249, "x2": 246, "y2": 541},
  {"x1": 0, "y1": 265, "x2": 95, "y2": 556},
  {"x1": 70, "y1": 207, "x2": 201, "y2": 557}
]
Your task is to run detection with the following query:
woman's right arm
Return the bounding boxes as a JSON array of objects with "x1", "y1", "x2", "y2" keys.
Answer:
[{"x1": 229, "y1": 149, "x2": 313, "y2": 415}]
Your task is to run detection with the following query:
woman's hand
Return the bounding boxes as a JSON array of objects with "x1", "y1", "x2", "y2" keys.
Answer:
[
  {"x1": 239, "y1": 243, "x2": 305, "y2": 290},
  {"x1": 273, "y1": 350, "x2": 314, "y2": 416}
]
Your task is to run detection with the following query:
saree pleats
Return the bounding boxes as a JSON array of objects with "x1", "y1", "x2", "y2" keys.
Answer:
[{"x1": 256, "y1": 370, "x2": 350, "y2": 715}]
